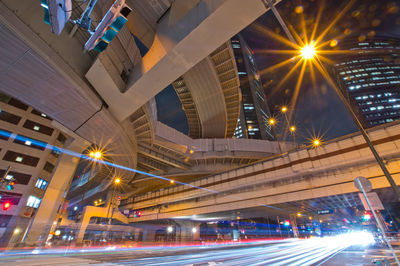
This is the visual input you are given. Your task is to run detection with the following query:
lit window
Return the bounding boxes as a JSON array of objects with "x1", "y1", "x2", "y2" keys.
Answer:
[
  {"x1": 33, "y1": 126, "x2": 40, "y2": 131},
  {"x1": 40, "y1": 113, "x2": 47, "y2": 118},
  {"x1": 27, "y1": 195, "x2": 41, "y2": 208},
  {"x1": 35, "y1": 178, "x2": 48, "y2": 190},
  {"x1": 238, "y1": 72, "x2": 247, "y2": 75},
  {"x1": 15, "y1": 156, "x2": 23, "y2": 162}
]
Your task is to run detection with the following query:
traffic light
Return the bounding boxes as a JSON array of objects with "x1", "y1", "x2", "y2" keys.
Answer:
[
  {"x1": 84, "y1": 0, "x2": 131, "y2": 52},
  {"x1": 363, "y1": 213, "x2": 371, "y2": 221},
  {"x1": 2, "y1": 202, "x2": 11, "y2": 211},
  {"x1": 41, "y1": 0, "x2": 72, "y2": 35},
  {"x1": 133, "y1": 210, "x2": 142, "y2": 217},
  {"x1": 283, "y1": 220, "x2": 290, "y2": 226},
  {"x1": 6, "y1": 181, "x2": 14, "y2": 191}
]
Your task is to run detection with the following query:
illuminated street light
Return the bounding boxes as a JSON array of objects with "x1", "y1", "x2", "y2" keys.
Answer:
[
  {"x1": 93, "y1": 151, "x2": 102, "y2": 159},
  {"x1": 170, "y1": 179, "x2": 175, "y2": 184},
  {"x1": 192, "y1": 227, "x2": 197, "y2": 233},
  {"x1": 13, "y1": 228, "x2": 20, "y2": 234},
  {"x1": 268, "y1": 118, "x2": 276, "y2": 125},
  {"x1": 312, "y1": 138, "x2": 321, "y2": 147},
  {"x1": 167, "y1": 226, "x2": 173, "y2": 233},
  {"x1": 114, "y1": 177, "x2": 121, "y2": 184},
  {"x1": 89, "y1": 150, "x2": 102, "y2": 159},
  {"x1": 297, "y1": 212, "x2": 301, "y2": 217},
  {"x1": 290, "y1": 126, "x2": 296, "y2": 133},
  {"x1": 300, "y1": 44, "x2": 316, "y2": 60},
  {"x1": 281, "y1": 106, "x2": 288, "y2": 113}
]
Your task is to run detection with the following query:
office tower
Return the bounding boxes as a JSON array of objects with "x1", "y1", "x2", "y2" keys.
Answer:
[
  {"x1": 231, "y1": 35, "x2": 274, "y2": 140},
  {"x1": 333, "y1": 37, "x2": 400, "y2": 127}
]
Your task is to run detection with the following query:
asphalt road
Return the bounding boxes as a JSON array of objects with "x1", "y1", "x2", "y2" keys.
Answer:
[{"x1": 0, "y1": 237, "x2": 398, "y2": 265}]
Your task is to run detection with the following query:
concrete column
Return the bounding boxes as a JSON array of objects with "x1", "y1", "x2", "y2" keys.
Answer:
[
  {"x1": 23, "y1": 137, "x2": 88, "y2": 246},
  {"x1": 289, "y1": 214, "x2": 299, "y2": 238},
  {"x1": 75, "y1": 207, "x2": 92, "y2": 245},
  {"x1": 75, "y1": 205, "x2": 129, "y2": 244},
  {"x1": 174, "y1": 220, "x2": 201, "y2": 243}
]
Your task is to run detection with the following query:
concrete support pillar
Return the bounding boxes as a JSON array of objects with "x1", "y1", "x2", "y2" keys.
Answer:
[
  {"x1": 75, "y1": 205, "x2": 128, "y2": 244},
  {"x1": 289, "y1": 214, "x2": 299, "y2": 238},
  {"x1": 23, "y1": 137, "x2": 88, "y2": 246},
  {"x1": 75, "y1": 207, "x2": 92, "y2": 245},
  {"x1": 174, "y1": 220, "x2": 201, "y2": 243}
]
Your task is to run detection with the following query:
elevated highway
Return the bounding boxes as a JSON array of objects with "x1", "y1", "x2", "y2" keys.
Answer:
[{"x1": 122, "y1": 121, "x2": 400, "y2": 222}]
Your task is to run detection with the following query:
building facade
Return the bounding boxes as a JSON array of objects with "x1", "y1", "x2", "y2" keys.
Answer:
[
  {"x1": 333, "y1": 37, "x2": 400, "y2": 127},
  {"x1": 231, "y1": 35, "x2": 274, "y2": 140},
  {"x1": 0, "y1": 92, "x2": 69, "y2": 247}
]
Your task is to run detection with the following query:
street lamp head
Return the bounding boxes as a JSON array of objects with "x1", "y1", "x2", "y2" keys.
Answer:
[
  {"x1": 312, "y1": 138, "x2": 321, "y2": 147},
  {"x1": 167, "y1": 226, "x2": 173, "y2": 233},
  {"x1": 281, "y1": 106, "x2": 288, "y2": 113},
  {"x1": 170, "y1": 179, "x2": 174, "y2": 184},
  {"x1": 290, "y1": 126, "x2": 296, "y2": 133},
  {"x1": 114, "y1": 177, "x2": 121, "y2": 184},
  {"x1": 89, "y1": 150, "x2": 102, "y2": 159},
  {"x1": 301, "y1": 44, "x2": 316, "y2": 60},
  {"x1": 268, "y1": 118, "x2": 276, "y2": 125},
  {"x1": 93, "y1": 151, "x2": 102, "y2": 159}
]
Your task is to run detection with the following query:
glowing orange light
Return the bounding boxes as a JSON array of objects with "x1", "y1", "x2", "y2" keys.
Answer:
[
  {"x1": 301, "y1": 44, "x2": 316, "y2": 59},
  {"x1": 269, "y1": 118, "x2": 276, "y2": 125},
  {"x1": 313, "y1": 139, "x2": 321, "y2": 147}
]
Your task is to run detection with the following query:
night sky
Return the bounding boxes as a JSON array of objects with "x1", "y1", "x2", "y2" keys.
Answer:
[{"x1": 156, "y1": 0, "x2": 400, "y2": 143}]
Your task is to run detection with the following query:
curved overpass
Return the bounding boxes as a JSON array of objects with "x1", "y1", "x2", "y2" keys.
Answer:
[{"x1": 173, "y1": 41, "x2": 240, "y2": 138}]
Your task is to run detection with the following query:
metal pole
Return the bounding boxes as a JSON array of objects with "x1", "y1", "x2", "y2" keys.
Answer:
[
  {"x1": 263, "y1": 0, "x2": 296, "y2": 44},
  {"x1": 316, "y1": 58, "x2": 400, "y2": 201},
  {"x1": 356, "y1": 179, "x2": 400, "y2": 265},
  {"x1": 106, "y1": 184, "x2": 116, "y2": 225}
]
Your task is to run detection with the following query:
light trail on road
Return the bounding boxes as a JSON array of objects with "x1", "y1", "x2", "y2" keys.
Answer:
[{"x1": 0, "y1": 232, "x2": 376, "y2": 265}]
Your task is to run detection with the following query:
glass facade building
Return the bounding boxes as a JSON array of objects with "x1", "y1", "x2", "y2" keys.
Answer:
[
  {"x1": 333, "y1": 37, "x2": 400, "y2": 127},
  {"x1": 231, "y1": 35, "x2": 274, "y2": 140}
]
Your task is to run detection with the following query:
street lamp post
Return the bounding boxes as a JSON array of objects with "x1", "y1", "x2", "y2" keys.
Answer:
[{"x1": 106, "y1": 177, "x2": 121, "y2": 225}]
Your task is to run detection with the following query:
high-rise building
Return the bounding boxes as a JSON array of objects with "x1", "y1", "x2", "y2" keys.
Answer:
[
  {"x1": 333, "y1": 37, "x2": 400, "y2": 128},
  {"x1": 231, "y1": 35, "x2": 274, "y2": 140},
  {"x1": 0, "y1": 92, "x2": 70, "y2": 247}
]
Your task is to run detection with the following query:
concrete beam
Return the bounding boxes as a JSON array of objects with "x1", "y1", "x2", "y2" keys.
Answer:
[{"x1": 95, "y1": 0, "x2": 272, "y2": 121}]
